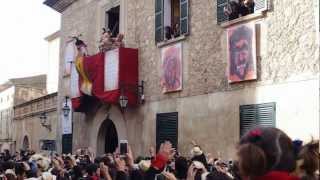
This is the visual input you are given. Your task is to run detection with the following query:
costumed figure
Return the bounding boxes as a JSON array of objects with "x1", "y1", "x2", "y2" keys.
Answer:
[
  {"x1": 99, "y1": 28, "x2": 114, "y2": 52},
  {"x1": 71, "y1": 35, "x2": 92, "y2": 96},
  {"x1": 99, "y1": 28, "x2": 125, "y2": 52}
]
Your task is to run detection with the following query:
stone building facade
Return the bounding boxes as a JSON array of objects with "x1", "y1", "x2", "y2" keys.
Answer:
[
  {"x1": 0, "y1": 75, "x2": 47, "y2": 151},
  {"x1": 46, "y1": 0, "x2": 319, "y2": 158},
  {"x1": 13, "y1": 93, "x2": 58, "y2": 153}
]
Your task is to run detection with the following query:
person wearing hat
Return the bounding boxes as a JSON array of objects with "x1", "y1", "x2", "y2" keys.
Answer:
[{"x1": 190, "y1": 142, "x2": 208, "y2": 170}]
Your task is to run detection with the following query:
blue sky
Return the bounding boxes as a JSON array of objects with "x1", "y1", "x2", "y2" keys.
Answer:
[{"x1": 0, "y1": 0, "x2": 60, "y2": 84}]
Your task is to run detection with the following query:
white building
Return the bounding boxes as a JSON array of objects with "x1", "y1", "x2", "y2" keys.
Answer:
[{"x1": 45, "y1": 31, "x2": 60, "y2": 94}]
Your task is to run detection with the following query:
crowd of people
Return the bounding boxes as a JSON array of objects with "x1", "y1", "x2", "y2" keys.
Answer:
[{"x1": 0, "y1": 127, "x2": 319, "y2": 180}]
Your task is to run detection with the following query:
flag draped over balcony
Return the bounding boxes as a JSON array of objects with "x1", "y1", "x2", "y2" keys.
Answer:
[
  {"x1": 75, "y1": 56, "x2": 92, "y2": 95},
  {"x1": 70, "y1": 48, "x2": 138, "y2": 112}
]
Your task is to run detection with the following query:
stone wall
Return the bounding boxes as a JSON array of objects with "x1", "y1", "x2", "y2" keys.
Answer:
[
  {"x1": 57, "y1": 0, "x2": 319, "y2": 157},
  {"x1": 13, "y1": 93, "x2": 58, "y2": 152}
]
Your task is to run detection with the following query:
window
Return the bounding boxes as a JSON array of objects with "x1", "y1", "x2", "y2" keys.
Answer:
[
  {"x1": 155, "y1": 0, "x2": 189, "y2": 43},
  {"x1": 156, "y1": 112, "x2": 178, "y2": 151},
  {"x1": 217, "y1": 0, "x2": 268, "y2": 24},
  {"x1": 105, "y1": 6, "x2": 120, "y2": 37},
  {"x1": 240, "y1": 102, "x2": 275, "y2": 137},
  {"x1": 40, "y1": 140, "x2": 56, "y2": 151}
]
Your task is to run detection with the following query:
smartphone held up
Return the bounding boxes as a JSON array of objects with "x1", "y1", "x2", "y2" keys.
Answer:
[{"x1": 119, "y1": 140, "x2": 128, "y2": 156}]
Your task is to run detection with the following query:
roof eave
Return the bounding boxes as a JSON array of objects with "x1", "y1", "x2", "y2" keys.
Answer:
[{"x1": 43, "y1": 0, "x2": 77, "y2": 13}]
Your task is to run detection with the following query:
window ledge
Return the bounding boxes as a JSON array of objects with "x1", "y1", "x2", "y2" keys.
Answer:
[
  {"x1": 157, "y1": 35, "x2": 187, "y2": 48},
  {"x1": 220, "y1": 11, "x2": 265, "y2": 28}
]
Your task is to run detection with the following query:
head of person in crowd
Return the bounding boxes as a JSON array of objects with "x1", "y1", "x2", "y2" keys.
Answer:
[
  {"x1": 64, "y1": 155, "x2": 76, "y2": 170},
  {"x1": 174, "y1": 156, "x2": 188, "y2": 179},
  {"x1": 205, "y1": 170, "x2": 232, "y2": 180},
  {"x1": 86, "y1": 163, "x2": 100, "y2": 178},
  {"x1": 191, "y1": 145, "x2": 208, "y2": 169},
  {"x1": 295, "y1": 139, "x2": 319, "y2": 180},
  {"x1": 5, "y1": 169, "x2": 16, "y2": 180},
  {"x1": 14, "y1": 162, "x2": 26, "y2": 179},
  {"x1": 237, "y1": 127, "x2": 297, "y2": 179}
]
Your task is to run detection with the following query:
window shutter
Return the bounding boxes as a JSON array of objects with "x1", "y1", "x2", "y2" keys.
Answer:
[
  {"x1": 240, "y1": 102, "x2": 276, "y2": 137},
  {"x1": 155, "y1": 0, "x2": 164, "y2": 42},
  {"x1": 156, "y1": 112, "x2": 178, "y2": 151},
  {"x1": 256, "y1": 103, "x2": 275, "y2": 127},
  {"x1": 254, "y1": 0, "x2": 268, "y2": 12},
  {"x1": 217, "y1": 0, "x2": 229, "y2": 24},
  {"x1": 180, "y1": 0, "x2": 189, "y2": 35},
  {"x1": 240, "y1": 106, "x2": 256, "y2": 137}
]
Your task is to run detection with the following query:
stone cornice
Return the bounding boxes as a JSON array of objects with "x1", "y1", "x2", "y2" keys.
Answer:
[{"x1": 14, "y1": 93, "x2": 58, "y2": 120}]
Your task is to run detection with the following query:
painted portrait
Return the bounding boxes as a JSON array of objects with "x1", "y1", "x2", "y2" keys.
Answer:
[
  {"x1": 161, "y1": 43, "x2": 182, "y2": 93},
  {"x1": 227, "y1": 22, "x2": 257, "y2": 83}
]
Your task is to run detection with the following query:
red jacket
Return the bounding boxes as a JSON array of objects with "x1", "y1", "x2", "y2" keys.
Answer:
[
  {"x1": 151, "y1": 153, "x2": 169, "y2": 170},
  {"x1": 253, "y1": 171, "x2": 300, "y2": 180}
]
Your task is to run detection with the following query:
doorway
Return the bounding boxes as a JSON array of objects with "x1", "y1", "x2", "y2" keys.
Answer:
[
  {"x1": 22, "y1": 136, "x2": 30, "y2": 150},
  {"x1": 97, "y1": 118, "x2": 119, "y2": 155}
]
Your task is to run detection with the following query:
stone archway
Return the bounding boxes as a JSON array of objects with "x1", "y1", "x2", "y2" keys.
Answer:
[
  {"x1": 89, "y1": 105, "x2": 127, "y2": 155},
  {"x1": 22, "y1": 136, "x2": 30, "y2": 150},
  {"x1": 97, "y1": 118, "x2": 119, "y2": 155}
]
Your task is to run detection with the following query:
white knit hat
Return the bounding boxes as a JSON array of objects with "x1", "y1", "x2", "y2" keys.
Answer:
[
  {"x1": 5, "y1": 169, "x2": 16, "y2": 177},
  {"x1": 191, "y1": 146, "x2": 203, "y2": 157}
]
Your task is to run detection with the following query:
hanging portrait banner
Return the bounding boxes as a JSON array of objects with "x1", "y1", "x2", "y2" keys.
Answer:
[
  {"x1": 160, "y1": 43, "x2": 182, "y2": 93},
  {"x1": 227, "y1": 22, "x2": 257, "y2": 83}
]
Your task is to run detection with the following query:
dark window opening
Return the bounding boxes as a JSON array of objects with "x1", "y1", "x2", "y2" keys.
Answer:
[
  {"x1": 240, "y1": 102, "x2": 276, "y2": 137},
  {"x1": 156, "y1": 112, "x2": 178, "y2": 151},
  {"x1": 106, "y1": 6, "x2": 120, "y2": 38},
  {"x1": 62, "y1": 134, "x2": 72, "y2": 154},
  {"x1": 40, "y1": 140, "x2": 56, "y2": 151},
  {"x1": 155, "y1": 0, "x2": 189, "y2": 43},
  {"x1": 164, "y1": 0, "x2": 180, "y2": 40},
  {"x1": 104, "y1": 119, "x2": 118, "y2": 154},
  {"x1": 217, "y1": 0, "x2": 268, "y2": 24}
]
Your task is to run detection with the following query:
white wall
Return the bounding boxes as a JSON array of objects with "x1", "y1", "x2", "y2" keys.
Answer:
[
  {"x1": 47, "y1": 37, "x2": 60, "y2": 93},
  {"x1": 0, "y1": 86, "x2": 14, "y2": 140},
  {"x1": 141, "y1": 78, "x2": 319, "y2": 158},
  {"x1": 0, "y1": 86, "x2": 14, "y2": 110}
]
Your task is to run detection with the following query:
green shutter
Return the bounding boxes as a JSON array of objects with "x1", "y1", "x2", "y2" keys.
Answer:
[
  {"x1": 155, "y1": 0, "x2": 164, "y2": 42},
  {"x1": 180, "y1": 0, "x2": 189, "y2": 35},
  {"x1": 156, "y1": 112, "x2": 178, "y2": 151},
  {"x1": 254, "y1": 0, "x2": 268, "y2": 12},
  {"x1": 240, "y1": 102, "x2": 276, "y2": 137},
  {"x1": 217, "y1": 0, "x2": 229, "y2": 24},
  {"x1": 62, "y1": 134, "x2": 73, "y2": 154}
]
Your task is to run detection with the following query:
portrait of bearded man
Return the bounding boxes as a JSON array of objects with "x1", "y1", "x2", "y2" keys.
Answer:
[
  {"x1": 227, "y1": 22, "x2": 257, "y2": 83},
  {"x1": 161, "y1": 43, "x2": 182, "y2": 93}
]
